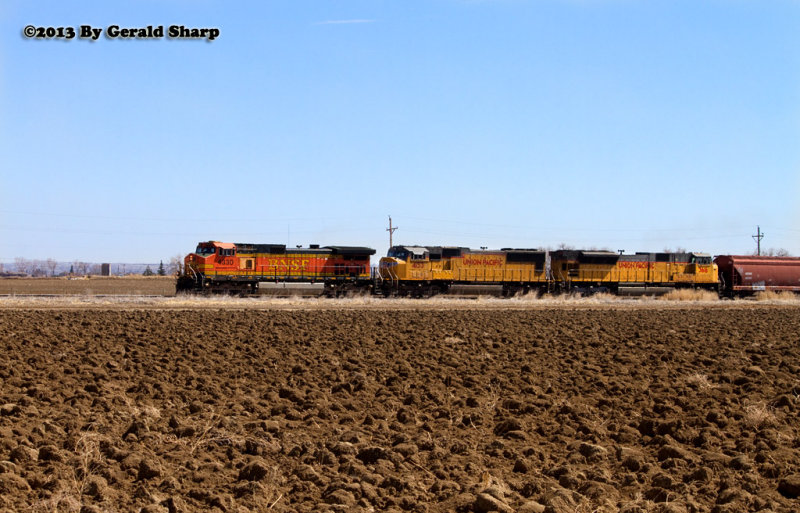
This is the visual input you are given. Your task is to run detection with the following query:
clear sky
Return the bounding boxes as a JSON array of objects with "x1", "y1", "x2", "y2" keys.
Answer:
[{"x1": 2, "y1": 0, "x2": 799, "y2": 265}]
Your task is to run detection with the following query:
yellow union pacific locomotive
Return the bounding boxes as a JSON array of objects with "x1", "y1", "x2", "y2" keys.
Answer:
[
  {"x1": 379, "y1": 246, "x2": 548, "y2": 296},
  {"x1": 378, "y1": 246, "x2": 718, "y2": 296},
  {"x1": 549, "y1": 250, "x2": 718, "y2": 294}
]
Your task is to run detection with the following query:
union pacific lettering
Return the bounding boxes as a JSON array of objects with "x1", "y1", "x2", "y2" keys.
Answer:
[
  {"x1": 618, "y1": 262, "x2": 655, "y2": 269},
  {"x1": 461, "y1": 256, "x2": 503, "y2": 267}
]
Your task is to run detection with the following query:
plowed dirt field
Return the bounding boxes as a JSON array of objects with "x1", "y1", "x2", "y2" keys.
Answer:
[
  {"x1": 0, "y1": 277, "x2": 174, "y2": 296},
  {"x1": 1, "y1": 306, "x2": 799, "y2": 513}
]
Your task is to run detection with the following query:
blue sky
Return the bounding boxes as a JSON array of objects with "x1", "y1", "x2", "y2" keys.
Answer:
[{"x1": 1, "y1": 0, "x2": 799, "y2": 265}]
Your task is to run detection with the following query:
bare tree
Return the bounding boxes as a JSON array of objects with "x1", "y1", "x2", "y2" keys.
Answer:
[
  {"x1": 45, "y1": 258, "x2": 58, "y2": 277},
  {"x1": 73, "y1": 261, "x2": 89, "y2": 276},
  {"x1": 14, "y1": 257, "x2": 31, "y2": 275},
  {"x1": 89, "y1": 264, "x2": 102, "y2": 275},
  {"x1": 31, "y1": 260, "x2": 47, "y2": 277},
  {"x1": 168, "y1": 254, "x2": 184, "y2": 275}
]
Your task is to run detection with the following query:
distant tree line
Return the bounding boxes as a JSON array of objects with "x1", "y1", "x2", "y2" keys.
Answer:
[
  {"x1": 754, "y1": 248, "x2": 791, "y2": 257},
  {"x1": 3, "y1": 254, "x2": 185, "y2": 277}
]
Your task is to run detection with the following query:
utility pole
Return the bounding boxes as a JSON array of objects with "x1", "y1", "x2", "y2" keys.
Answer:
[
  {"x1": 752, "y1": 225, "x2": 764, "y2": 256},
  {"x1": 386, "y1": 216, "x2": 398, "y2": 248}
]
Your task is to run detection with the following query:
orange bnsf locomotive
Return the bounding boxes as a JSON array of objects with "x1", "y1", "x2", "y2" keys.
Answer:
[{"x1": 176, "y1": 241, "x2": 375, "y2": 295}]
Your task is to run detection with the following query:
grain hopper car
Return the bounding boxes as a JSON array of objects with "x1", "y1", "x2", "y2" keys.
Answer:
[{"x1": 714, "y1": 255, "x2": 800, "y2": 297}]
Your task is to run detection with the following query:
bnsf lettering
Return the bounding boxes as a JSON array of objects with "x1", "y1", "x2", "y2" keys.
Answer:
[{"x1": 262, "y1": 258, "x2": 310, "y2": 270}]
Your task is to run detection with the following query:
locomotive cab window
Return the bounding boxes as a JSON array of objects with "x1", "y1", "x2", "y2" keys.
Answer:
[
  {"x1": 388, "y1": 248, "x2": 409, "y2": 260},
  {"x1": 196, "y1": 246, "x2": 216, "y2": 256}
]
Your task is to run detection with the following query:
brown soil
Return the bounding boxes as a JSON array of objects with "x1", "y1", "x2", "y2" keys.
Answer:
[
  {"x1": 0, "y1": 277, "x2": 175, "y2": 296},
  {"x1": 1, "y1": 307, "x2": 799, "y2": 513}
]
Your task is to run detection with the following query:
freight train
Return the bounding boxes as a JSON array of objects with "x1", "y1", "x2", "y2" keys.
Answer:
[{"x1": 176, "y1": 240, "x2": 800, "y2": 297}]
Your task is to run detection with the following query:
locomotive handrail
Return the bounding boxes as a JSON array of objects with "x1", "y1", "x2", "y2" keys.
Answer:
[{"x1": 385, "y1": 263, "x2": 398, "y2": 290}]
